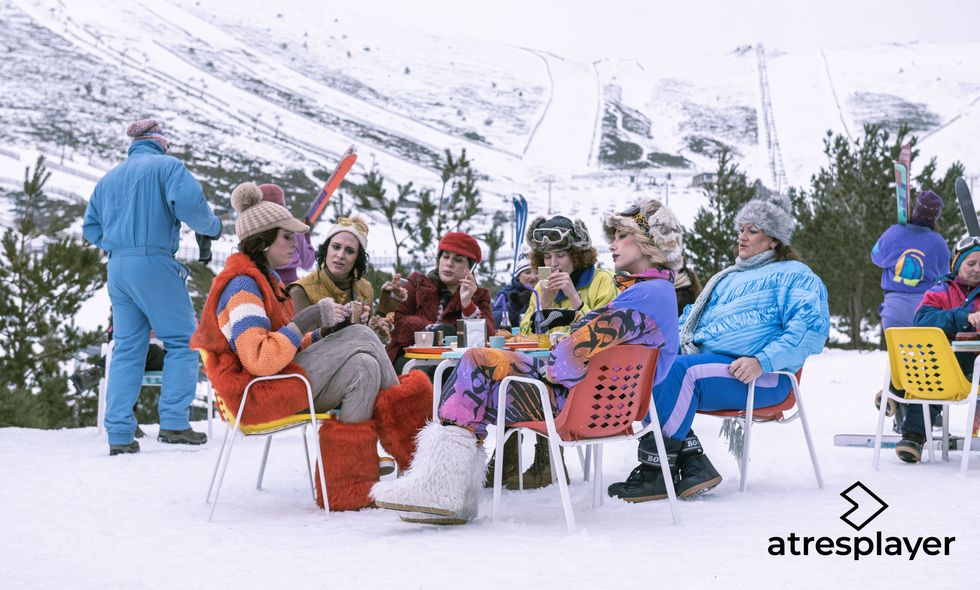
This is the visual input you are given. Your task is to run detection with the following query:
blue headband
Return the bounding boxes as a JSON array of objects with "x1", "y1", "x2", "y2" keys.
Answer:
[{"x1": 953, "y1": 245, "x2": 980, "y2": 274}]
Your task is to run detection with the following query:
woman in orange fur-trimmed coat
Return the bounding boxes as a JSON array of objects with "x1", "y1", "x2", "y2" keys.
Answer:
[{"x1": 191, "y1": 182, "x2": 431, "y2": 511}]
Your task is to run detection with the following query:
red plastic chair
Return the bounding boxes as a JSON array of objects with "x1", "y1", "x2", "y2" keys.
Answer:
[
  {"x1": 492, "y1": 345, "x2": 679, "y2": 532},
  {"x1": 697, "y1": 368, "x2": 823, "y2": 492}
]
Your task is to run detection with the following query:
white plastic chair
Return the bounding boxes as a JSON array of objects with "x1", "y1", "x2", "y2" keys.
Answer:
[
  {"x1": 205, "y1": 373, "x2": 331, "y2": 521},
  {"x1": 697, "y1": 369, "x2": 823, "y2": 492}
]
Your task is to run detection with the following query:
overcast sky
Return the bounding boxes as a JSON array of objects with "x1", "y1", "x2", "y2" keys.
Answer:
[{"x1": 345, "y1": 0, "x2": 980, "y2": 59}]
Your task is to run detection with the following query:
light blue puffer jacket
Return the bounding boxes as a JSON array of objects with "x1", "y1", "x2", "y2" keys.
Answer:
[
  {"x1": 83, "y1": 141, "x2": 220, "y2": 256},
  {"x1": 678, "y1": 260, "x2": 829, "y2": 372}
]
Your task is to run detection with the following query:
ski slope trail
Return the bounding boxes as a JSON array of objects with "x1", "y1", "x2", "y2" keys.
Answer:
[{"x1": 521, "y1": 51, "x2": 600, "y2": 176}]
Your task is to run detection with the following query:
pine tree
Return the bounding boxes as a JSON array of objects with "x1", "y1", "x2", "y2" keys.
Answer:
[
  {"x1": 478, "y1": 210, "x2": 509, "y2": 292},
  {"x1": 685, "y1": 149, "x2": 756, "y2": 279},
  {"x1": 0, "y1": 157, "x2": 107, "y2": 427},
  {"x1": 350, "y1": 167, "x2": 416, "y2": 274},
  {"x1": 916, "y1": 157, "x2": 967, "y2": 243},
  {"x1": 794, "y1": 124, "x2": 912, "y2": 348},
  {"x1": 351, "y1": 149, "x2": 485, "y2": 274},
  {"x1": 433, "y1": 148, "x2": 481, "y2": 237}
]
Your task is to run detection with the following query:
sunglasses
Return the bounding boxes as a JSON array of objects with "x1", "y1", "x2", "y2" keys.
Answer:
[
  {"x1": 532, "y1": 226, "x2": 572, "y2": 244},
  {"x1": 956, "y1": 235, "x2": 980, "y2": 251}
]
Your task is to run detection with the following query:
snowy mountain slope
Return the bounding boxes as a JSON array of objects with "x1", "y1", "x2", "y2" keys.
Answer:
[{"x1": 2, "y1": 0, "x2": 978, "y2": 264}]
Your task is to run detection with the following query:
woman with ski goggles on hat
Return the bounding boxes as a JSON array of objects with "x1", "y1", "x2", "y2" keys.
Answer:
[
  {"x1": 894, "y1": 235, "x2": 980, "y2": 463},
  {"x1": 518, "y1": 215, "x2": 618, "y2": 337},
  {"x1": 496, "y1": 215, "x2": 618, "y2": 490}
]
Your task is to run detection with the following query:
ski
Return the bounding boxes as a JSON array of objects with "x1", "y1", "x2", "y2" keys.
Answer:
[
  {"x1": 956, "y1": 176, "x2": 980, "y2": 237},
  {"x1": 305, "y1": 145, "x2": 358, "y2": 227},
  {"x1": 893, "y1": 142, "x2": 912, "y2": 224},
  {"x1": 834, "y1": 433, "x2": 980, "y2": 451},
  {"x1": 511, "y1": 194, "x2": 528, "y2": 271}
]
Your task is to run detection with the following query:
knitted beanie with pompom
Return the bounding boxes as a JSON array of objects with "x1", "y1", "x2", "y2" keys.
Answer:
[{"x1": 232, "y1": 182, "x2": 309, "y2": 242}]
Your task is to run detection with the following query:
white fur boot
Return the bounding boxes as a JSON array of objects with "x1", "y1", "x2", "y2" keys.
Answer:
[
  {"x1": 397, "y1": 437, "x2": 489, "y2": 524},
  {"x1": 371, "y1": 422, "x2": 486, "y2": 521}
]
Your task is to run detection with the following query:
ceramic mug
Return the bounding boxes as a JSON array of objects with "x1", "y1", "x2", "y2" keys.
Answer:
[{"x1": 414, "y1": 331, "x2": 434, "y2": 347}]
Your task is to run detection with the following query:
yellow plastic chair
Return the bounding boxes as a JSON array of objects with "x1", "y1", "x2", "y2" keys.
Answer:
[
  {"x1": 201, "y1": 350, "x2": 333, "y2": 521},
  {"x1": 875, "y1": 327, "x2": 979, "y2": 475}
]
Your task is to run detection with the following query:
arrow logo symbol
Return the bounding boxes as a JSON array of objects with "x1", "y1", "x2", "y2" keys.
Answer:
[{"x1": 840, "y1": 481, "x2": 889, "y2": 531}]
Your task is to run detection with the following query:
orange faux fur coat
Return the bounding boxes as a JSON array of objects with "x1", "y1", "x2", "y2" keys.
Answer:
[{"x1": 191, "y1": 253, "x2": 311, "y2": 425}]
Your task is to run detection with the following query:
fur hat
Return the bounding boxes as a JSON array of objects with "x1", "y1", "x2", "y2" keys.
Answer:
[
  {"x1": 911, "y1": 190, "x2": 943, "y2": 223},
  {"x1": 259, "y1": 183, "x2": 286, "y2": 207},
  {"x1": 735, "y1": 182, "x2": 796, "y2": 245},
  {"x1": 438, "y1": 232, "x2": 482, "y2": 264},
  {"x1": 602, "y1": 198, "x2": 685, "y2": 271},
  {"x1": 526, "y1": 215, "x2": 592, "y2": 252},
  {"x1": 323, "y1": 214, "x2": 370, "y2": 251},
  {"x1": 126, "y1": 118, "x2": 169, "y2": 152},
  {"x1": 232, "y1": 182, "x2": 309, "y2": 242}
]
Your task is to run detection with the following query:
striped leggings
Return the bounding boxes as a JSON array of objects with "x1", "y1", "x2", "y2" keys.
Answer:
[{"x1": 651, "y1": 352, "x2": 791, "y2": 441}]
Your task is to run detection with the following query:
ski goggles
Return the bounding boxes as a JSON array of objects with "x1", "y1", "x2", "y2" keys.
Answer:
[
  {"x1": 618, "y1": 205, "x2": 650, "y2": 233},
  {"x1": 531, "y1": 226, "x2": 572, "y2": 245},
  {"x1": 955, "y1": 235, "x2": 980, "y2": 251}
]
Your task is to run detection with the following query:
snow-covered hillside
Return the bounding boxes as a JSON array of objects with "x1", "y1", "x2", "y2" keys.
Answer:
[
  {"x1": 2, "y1": 350, "x2": 978, "y2": 588},
  {"x1": 2, "y1": 0, "x2": 978, "y2": 249}
]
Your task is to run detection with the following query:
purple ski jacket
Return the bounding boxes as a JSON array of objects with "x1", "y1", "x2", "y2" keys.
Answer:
[{"x1": 871, "y1": 223, "x2": 950, "y2": 294}]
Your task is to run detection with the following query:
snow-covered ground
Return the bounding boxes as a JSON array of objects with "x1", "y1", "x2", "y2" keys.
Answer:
[{"x1": 2, "y1": 349, "x2": 978, "y2": 588}]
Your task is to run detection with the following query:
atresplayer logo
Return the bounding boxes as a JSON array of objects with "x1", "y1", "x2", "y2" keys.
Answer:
[{"x1": 767, "y1": 481, "x2": 955, "y2": 560}]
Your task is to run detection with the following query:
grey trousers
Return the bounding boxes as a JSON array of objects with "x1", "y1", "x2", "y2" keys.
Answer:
[{"x1": 294, "y1": 324, "x2": 399, "y2": 423}]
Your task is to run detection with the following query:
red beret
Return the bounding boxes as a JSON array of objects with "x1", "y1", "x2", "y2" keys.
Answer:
[
  {"x1": 259, "y1": 183, "x2": 285, "y2": 206},
  {"x1": 438, "y1": 232, "x2": 482, "y2": 264}
]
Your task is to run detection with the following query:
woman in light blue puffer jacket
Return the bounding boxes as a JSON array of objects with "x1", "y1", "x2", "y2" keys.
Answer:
[{"x1": 609, "y1": 186, "x2": 830, "y2": 504}]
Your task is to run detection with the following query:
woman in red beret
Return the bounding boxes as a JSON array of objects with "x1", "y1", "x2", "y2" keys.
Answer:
[{"x1": 386, "y1": 232, "x2": 495, "y2": 372}]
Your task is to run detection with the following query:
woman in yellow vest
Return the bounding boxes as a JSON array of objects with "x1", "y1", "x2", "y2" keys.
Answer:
[
  {"x1": 287, "y1": 214, "x2": 431, "y2": 475},
  {"x1": 501, "y1": 215, "x2": 617, "y2": 490},
  {"x1": 288, "y1": 215, "x2": 406, "y2": 326}
]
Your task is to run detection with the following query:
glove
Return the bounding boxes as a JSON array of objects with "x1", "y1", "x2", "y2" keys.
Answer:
[
  {"x1": 533, "y1": 308, "x2": 576, "y2": 332},
  {"x1": 291, "y1": 298, "x2": 344, "y2": 334},
  {"x1": 195, "y1": 233, "x2": 213, "y2": 264}
]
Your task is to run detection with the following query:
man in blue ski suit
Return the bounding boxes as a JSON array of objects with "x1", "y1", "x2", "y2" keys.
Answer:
[{"x1": 83, "y1": 119, "x2": 221, "y2": 455}]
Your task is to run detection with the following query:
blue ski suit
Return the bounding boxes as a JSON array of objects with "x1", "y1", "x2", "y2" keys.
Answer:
[{"x1": 83, "y1": 140, "x2": 221, "y2": 444}]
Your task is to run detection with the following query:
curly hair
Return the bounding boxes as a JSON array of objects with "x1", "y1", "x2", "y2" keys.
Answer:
[
  {"x1": 315, "y1": 235, "x2": 369, "y2": 280},
  {"x1": 239, "y1": 227, "x2": 289, "y2": 302},
  {"x1": 529, "y1": 247, "x2": 598, "y2": 271}
]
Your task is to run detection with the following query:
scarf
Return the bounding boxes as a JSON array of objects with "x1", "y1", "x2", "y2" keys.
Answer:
[
  {"x1": 679, "y1": 249, "x2": 776, "y2": 354},
  {"x1": 614, "y1": 267, "x2": 675, "y2": 290}
]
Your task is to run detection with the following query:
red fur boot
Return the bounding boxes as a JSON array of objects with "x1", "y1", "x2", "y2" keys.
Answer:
[
  {"x1": 372, "y1": 370, "x2": 433, "y2": 472},
  {"x1": 314, "y1": 419, "x2": 380, "y2": 511}
]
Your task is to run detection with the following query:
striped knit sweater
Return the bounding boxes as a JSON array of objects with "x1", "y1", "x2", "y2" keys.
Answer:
[{"x1": 217, "y1": 273, "x2": 324, "y2": 376}]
